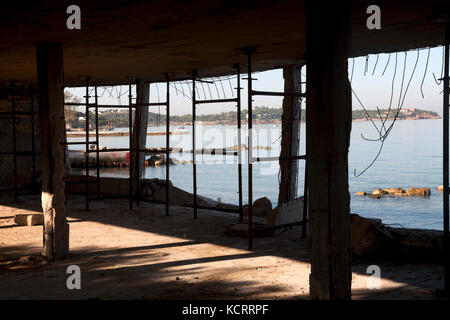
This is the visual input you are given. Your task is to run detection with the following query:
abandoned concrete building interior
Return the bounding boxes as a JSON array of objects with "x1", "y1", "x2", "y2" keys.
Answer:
[{"x1": 1, "y1": 0, "x2": 450, "y2": 303}]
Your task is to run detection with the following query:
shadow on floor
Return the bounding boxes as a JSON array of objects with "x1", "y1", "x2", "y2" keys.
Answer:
[{"x1": 0, "y1": 193, "x2": 447, "y2": 299}]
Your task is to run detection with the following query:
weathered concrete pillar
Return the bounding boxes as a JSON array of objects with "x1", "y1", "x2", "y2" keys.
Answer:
[
  {"x1": 278, "y1": 65, "x2": 301, "y2": 204},
  {"x1": 306, "y1": 2, "x2": 352, "y2": 299},
  {"x1": 131, "y1": 80, "x2": 150, "y2": 181},
  {"x1": 36, "y1": 43, "x2": 69, "y2": 259}
]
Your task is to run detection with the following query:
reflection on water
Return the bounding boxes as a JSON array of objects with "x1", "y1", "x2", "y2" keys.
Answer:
[{"x1": 69, "y1": 119, "x2": 444, "y2": 230}]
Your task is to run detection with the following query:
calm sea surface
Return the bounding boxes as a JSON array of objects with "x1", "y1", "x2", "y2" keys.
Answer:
[{"x1": 69, "y1": 118, "x2": 444, "y2": 230}]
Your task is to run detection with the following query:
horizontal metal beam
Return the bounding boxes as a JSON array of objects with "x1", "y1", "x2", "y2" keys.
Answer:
[
  {"x1": 132, "y1": 102, "x2": 168, "y2": 107},
  {"x1": 194, "y1": 79, "x2": 214, "y2": 84},
  {"x1": 64, "y1": 102, "x2": 88, "y2": 106},
  {"x1": 251, "y1": 90, "x2": 305, "y2": 97},
  {"x1": 65, "y1": 102, "x2": 168, "y2": 108},
  {"x1": 251, "y1": 155, "x2": 306, "y2": 162},
  {"x1": 63, "y1": 141, "x2": 98, "y2": 145},
  {"x1": 140, "y1": 198, "x2": 240, "y2": 214},
  {"x1": 85, "y1": 147, "x2": 170, "y2": 154},
  {"x1": 194, "y1": 98, "x2": 238, "y2": 104}
]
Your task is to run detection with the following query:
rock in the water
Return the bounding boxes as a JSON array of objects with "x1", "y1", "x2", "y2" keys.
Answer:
[
  {"x1": 355, "y1": 191, "x2": 366, "y2": 196},
  {"x1": 14, "y1": 214, "x2": 43, "y2": 226},
  {"x1": 383, "y1": 187, "x2": 405, "y2": 194},
  {"x1": 438, "y1": 185, "x2": 444, "y2": 192},
  {"x1": 371, "y1": 188, "x2": 387, "y2": 196},
  {"x1": 406, "y1": 187, "x2": 431, "y2": 196}
]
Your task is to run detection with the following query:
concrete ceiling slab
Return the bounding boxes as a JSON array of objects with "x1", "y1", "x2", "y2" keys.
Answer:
[{"x1": 0, "y1": 0, "x2": 448, "y2": 86}]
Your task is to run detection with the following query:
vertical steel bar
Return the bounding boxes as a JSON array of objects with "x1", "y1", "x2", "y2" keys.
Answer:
[
  {"x1": 30, "y1": 86, "x2": 36, "y2": 192},
  {"x1": 11, "y1": 83, "x2": 18, "y2": 201},
  {"x1": 247, "y1": 53, "x2": 253, "y2": 250},
  {"x1": 95, "y1": 85, "x2": 100, "y2": 200},
  {"x1": 236, "y1": 64, "x2": 243, "y2": 222},
  {"x1": 192, "y1": 71, "x2": 198, "y2": 219},
  {"x1": 136, "y1": 81, "x2": 141, "y2": 207},
  {"x1": 85, "y1": 77, "x2": 90, "y2": 211},
  {"x1": 300, "y1": 65, "x2": 308, "y2": 238},
  {"x1": 129, "y1": 81, "x2": 133, "y2": 210},
  {"x1": 302, "y1": 161, "x2": 308, "y2": 238},
  {"x1": 443, "y1": 21, "x2": 450, "y2": 294},
  {"x1": 166, "y1": 75, "x2": 170, "y2": 216}
]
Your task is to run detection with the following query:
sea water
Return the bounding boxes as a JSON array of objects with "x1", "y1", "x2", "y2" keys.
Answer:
[{"x1": 68, "y1": 118, "x2": 444, "y2": 230}]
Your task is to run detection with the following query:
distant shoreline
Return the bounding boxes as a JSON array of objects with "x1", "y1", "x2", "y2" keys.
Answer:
[
  {"x1": 161, "y1": 116, "x2": 441, "y2": 127},
  {"x1": 65, "y1": 106, "x2": 440, "y2": 130}
]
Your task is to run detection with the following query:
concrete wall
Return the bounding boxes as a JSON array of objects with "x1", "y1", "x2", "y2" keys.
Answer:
[{"x1": 0, "y1": 86, "x2": 40, "y2": 189}]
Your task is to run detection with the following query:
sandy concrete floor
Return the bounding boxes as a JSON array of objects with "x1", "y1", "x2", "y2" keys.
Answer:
[{"x1": 0, "y1": 194, "x2": 447, "y2": 300}]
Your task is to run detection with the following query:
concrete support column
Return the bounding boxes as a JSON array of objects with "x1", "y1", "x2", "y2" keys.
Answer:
[
  {"x1": 278, "y1": 65, "x2": 301, "y2": 204},
  {"x1": 306, "y1": 2, "x2": 352, "y2": 299},
  {"x1": 36, "y1": 43, "x2": 69, "y2": 260},
  {"x1": 131, "y1": 80, "x2": 150, "y2": 181}
]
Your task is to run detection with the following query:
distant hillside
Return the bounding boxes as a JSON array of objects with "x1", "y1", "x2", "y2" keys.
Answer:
[
  {"x1": 64, "y1": 105, "x2": 440, "y2": 129},
  {"x1": 352, "y1": 108, "x2": 440, "y2": 121}
]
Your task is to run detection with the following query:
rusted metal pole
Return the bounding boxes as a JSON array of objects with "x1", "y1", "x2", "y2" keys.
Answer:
[
  {"x1": 166, "y1": 74, "x2": 170, "y2": 216},
  {"x1": 301, "y1": 65, "x2": 308, "y2": 239},
  {"x1": 85, "y1": 76, "x2": 90, "y2": 211},
  {"x1": 135, "y1": 81, "x2": 141, "y2": 206},
  {"x1": 236, "y1": 64, "x2": 243, "y2": 222},
  {"x1": 95, "y1": 85, "x2": 100, "y2": 199},
  {"x1": 128, "y1": 79, "x2": 133, "y2": 210},
  {"x1": 192, "y1": 71, "x2": 198, "y2": 219},
  {"x1": 301, "y1": 160, "x2": 308, "y2": 238},
  {"x1": 247, "y1": 52, "x2": 253, "y2": 250}
]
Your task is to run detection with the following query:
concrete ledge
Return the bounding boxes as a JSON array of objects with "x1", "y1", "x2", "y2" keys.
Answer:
[{"x1": 14, "y1": 214, "x2": 43, "y2": 226}]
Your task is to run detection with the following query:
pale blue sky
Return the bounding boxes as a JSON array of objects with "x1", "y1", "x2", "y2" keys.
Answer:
[{"x1": 66, "y1": 46, "x2": 446, "y2": 116}]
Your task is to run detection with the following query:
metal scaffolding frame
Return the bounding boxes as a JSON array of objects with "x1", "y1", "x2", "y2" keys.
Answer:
[
  {"x1": 64, "y1": 71, "x2": 244, "y2": 220},
  {"x1": 64, "y1": 76, "x2": 170, "y2": 215},
  {"x1": 245, "y1": 50, "x2": 309, "y2": 250},
  {"x1": 0, "y1": 84, "x2": 39, "y2": 200},
  {"x1": 1, "y1": 64, "x2": 310, "y2": 253},
  {"x1": 191, "y1": 65, "x2": 243, "y2": 220}
]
